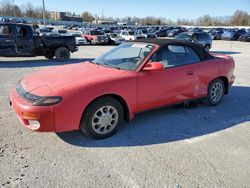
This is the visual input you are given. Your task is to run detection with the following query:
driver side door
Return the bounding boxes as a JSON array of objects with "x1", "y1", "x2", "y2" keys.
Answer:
[
  {"x1": 0, "y1": 24, "x2": 16, "y2": 56},
  {"x1": 137, "y1": 45, "x2": 200, "y2": 112}
]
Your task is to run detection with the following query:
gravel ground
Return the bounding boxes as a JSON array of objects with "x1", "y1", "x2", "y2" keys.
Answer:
[{"x1": 0, "y1": 40, "x2": 250, "y2": 188}]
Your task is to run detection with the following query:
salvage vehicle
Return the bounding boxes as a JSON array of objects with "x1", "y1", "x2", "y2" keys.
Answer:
[
  {"x1": 239, "y1": 31, "x2": 250, "y2": 42},
  {"x1": 168, "y1": 28, "x2": 186, "y2": 38},
  {"x1": 175, "y1": 32, "x2": 212, "y2": 52},
  {"x1": 0, "y1": 23, "x2": 78, "y2": 61},
  {"x1": 9, "y1": 39, "x2": 235, "y2": 139},
  {"x1": 119, "y1": 30, "x2": 145, "y2": 41},
  {"x1": 106, "y1": 33, "x2": 125, "y2": 45},
  {"x1": 209, "y1": 30, "x2": 224, "y2": 40},
  {"x1": 135, "y1": 30, "x2": 157, "y2": 38},
  {"x1": 222, "y1": 29, "x2": 246, "y2": 40},
  {"x1": 83, "y1": 30, "x2": 108, "y2": 44},
  {"x1": 69, "y1": 32, "x2": 88, "y2": 45}
]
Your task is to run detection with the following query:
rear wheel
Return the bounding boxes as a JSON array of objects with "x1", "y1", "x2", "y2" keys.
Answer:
[
  {"x1": 80, "y1": 97, "x2": 124, "y2": 139},
  {"x1": 55, "y1": 47, "x2": 70, "y2": 61},
  {"x1": 206, "y1": 79, "x2": 225, "y2": 106}
]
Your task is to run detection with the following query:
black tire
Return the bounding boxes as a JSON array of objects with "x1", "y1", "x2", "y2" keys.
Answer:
[
  {"x1": 205, "y1": 79, "x2": 225, "y2": 106},
  {"x1": 90, "y1": 40, "x2": 94, "y2": 45},
  {"x1": 55, "y1": 47, "x2": 70, "y2": 61},
  {"x1": 45, "y1": 52, "x2": 54, "y2": 59},
  {"x1": 204, "y1": 45, "x2": 210, "y2": 52},
  {"x1": 80, "y1": 97, "x2": 124, "y2": 139}
]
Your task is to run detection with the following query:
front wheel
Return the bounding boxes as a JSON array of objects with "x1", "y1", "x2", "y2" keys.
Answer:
[
  {"x1": 204, "y1": 45, "x2": 210, "y2": 52},
  {"x1": 206, "y1": 79, "x2": 225, "y2": 106},
  {"x1": 55, "y1": 47, "x2": 70, "y2": 61},
  {"x1": 80, "y1": 97, "x2": 124, "y2": 139}
]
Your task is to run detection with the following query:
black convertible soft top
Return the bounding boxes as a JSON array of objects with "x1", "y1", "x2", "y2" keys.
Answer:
[{"x1": 134, "y1": 38, "x2": 213, "y2": 61}]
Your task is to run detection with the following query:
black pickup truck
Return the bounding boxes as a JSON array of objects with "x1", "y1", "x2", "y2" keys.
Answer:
[{"x1": 0, "y1": 23, "x2": 78, "y2": 61}]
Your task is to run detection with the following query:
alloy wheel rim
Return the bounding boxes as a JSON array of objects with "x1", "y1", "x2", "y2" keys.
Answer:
[
  {"x1": 91, "y1": 105, "x2": 119, "y2": 135},
  {"x1": 60, "y1": 50, "x2": 68, "y2": 59},
  {"x1": 211, "y1": 82, "x2": 223, "y2": 103}
]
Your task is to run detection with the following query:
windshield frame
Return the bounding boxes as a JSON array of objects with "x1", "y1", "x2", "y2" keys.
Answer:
[{"x1": 92, "y1": 42, "x2": 158, "y2": 71}]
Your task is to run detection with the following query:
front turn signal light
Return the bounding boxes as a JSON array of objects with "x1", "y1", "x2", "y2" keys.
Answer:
[{"x1": 22, "y1": 112, "x2": 40, "y2": 120}]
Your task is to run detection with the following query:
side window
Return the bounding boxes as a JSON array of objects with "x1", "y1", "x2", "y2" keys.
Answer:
[
  {"x1": 16, "y1": 26, "x2": 28, "y2": 37},
  {"x1": 191, "y1": 34, "x2": 198, "y2": 41},
  {"x1": 0, "y1": 25, "x2": 11, "y2": 37},
  {"x1": 153, "y1": 45, "x2": 200, "y2": 68},
  {"x1": 199, "y1": 33, "x2": 209, "y2": 40}
]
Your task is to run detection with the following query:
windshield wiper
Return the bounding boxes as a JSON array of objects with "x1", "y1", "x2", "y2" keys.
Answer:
[
  {"x1": 89, "y1": 60, "x2": 100, "y2": 65},
  {"x1": 103, "y1": 63, "x2": 121, "y2": 70}
]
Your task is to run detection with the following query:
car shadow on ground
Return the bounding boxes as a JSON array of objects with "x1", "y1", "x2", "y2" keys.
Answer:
[
  {"x1": 0, "y1": 58, "x2": 94, "y2": 68},
  {"x1": 210, "y1": 51, "x2": 241, "y2": 55},
  {"x1": 57, "y1": 86, "x2": 250, "y2": 147}
]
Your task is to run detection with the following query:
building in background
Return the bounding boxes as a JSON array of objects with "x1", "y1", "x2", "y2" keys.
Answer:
[
  {"x1": 92, "y1": 19, "x2": 117, "y2": 25},
  {"x1": 50, "y1": 12, "x2": 83, "y2": 22}
]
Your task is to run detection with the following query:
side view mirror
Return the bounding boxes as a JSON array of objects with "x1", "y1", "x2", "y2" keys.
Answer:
[{"x1": 143, "y1": 62, "x2": 164, "y2": 71}]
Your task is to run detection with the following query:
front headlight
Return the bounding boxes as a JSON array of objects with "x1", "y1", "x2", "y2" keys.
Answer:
[{"x1": 32, "y1": 96, "x2": 63, "y2": 106}]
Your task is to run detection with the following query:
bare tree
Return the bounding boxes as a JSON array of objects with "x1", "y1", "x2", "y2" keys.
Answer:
[
  {"x1": 231, "y1": 10, "x2": 250, "y2": 26},
  {"x1": 0, "y1": 0, "x2": 21, "y2": 17}
]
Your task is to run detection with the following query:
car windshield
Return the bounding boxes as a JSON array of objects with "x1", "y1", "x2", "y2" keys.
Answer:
[
  {"x1": 128, "y1": 31, "x2": 135, "y2": 35},
  {"x1": 175, "y1": 33, "x2": 191, "y2": 40},
  {"x1": 110, "y1": 34, "x2": 118, "y2": 38},
  {"x1": 90, "y1": 30, "x2": 103, "y2": 35},
  {"x1": 93, "y1": 43, "x2": 155, "y2": 70},
  {"x1": 71, "y1": 33, "x2": 82, "y2": 37}
]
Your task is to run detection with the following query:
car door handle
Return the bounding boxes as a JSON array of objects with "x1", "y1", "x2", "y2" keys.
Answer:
[{"x1": 186, "y1": 71, "x2": 194, "y2": 75}]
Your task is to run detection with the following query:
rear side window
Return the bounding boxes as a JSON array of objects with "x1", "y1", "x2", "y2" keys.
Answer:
[
  {"x1": 154, "y1": 45, "x2": 200, "y2": 68},
  {"x1": 199, "y1": 33, "x2": 209, "y2": 40},
  {"x1": 0, "y1": 25, "x2": 11, "y2": 37}
]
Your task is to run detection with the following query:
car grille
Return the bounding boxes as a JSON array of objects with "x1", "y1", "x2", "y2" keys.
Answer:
[{"x1": 16, "y1": 82, "x2": 41, "y2": 103}]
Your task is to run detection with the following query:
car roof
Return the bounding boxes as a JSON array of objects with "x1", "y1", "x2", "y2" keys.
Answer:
[{"x1": 134, "y1": 38, "x2": 213, "y2": 61}]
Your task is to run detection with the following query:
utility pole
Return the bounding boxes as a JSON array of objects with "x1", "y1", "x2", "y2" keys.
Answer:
[
  {"x1": 13, "y1": 0, "x2": 16, "y2": 18},
  {"x1": 42, "y1": 0, "x2": 46, "y2": 27},
  {"x1": 102, "y1": 9, "x2": 104, "y2": 20}
]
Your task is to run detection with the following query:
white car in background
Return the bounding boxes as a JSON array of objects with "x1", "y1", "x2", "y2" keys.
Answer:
[
  {"x1": 70, "y1": 32, "x2": 87, "y2": 45},
  {"x1": 119, "y1": 30, "x2": 145, "y2": 41},
  {"x1": 52, "y1": 29, "x2": 68, "y2": 36},
  {"x1": 107, "y1": 33, "x2": 125, "y2": 44}
]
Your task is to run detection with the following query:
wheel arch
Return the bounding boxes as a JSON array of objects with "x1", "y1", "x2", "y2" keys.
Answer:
[
  {"x1": 209, "y1": 76, "x2": 229, "y2": 94},
  {"x1": 81, "y1": 94, "x2": 131, "y2": 123}
]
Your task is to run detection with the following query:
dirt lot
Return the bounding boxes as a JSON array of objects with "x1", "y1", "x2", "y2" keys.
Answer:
[{"x1": 0, "y1": 40, "x2": 250, "y2": 188}]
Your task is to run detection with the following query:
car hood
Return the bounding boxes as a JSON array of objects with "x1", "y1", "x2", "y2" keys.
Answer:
[
  {"x1": 223, "y1": 32, "x2": 235, "y2": 37},
  {"x1": 20, "y1": 62, "x2": 126, "y2": 95}
]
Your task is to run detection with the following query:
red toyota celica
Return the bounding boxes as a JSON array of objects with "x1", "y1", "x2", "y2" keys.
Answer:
[{"x1": 9, "y1": 39, "x2": 235, "y2": 139}]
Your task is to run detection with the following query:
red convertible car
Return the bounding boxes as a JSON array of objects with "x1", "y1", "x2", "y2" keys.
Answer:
[{"x1": 9, "y1": 39, "x2": 235, "y2": 139}]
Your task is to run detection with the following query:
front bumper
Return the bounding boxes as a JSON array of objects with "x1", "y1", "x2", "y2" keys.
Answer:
[
  {"x1": 71, "y1": 46, "x2": 78, "y2": 53},
  {"x1": 76, "y1": 41, "x2": 87, "y2": 45},
  {"x1": 9, "y1": 88, "x2": 55, "y2": 132}
]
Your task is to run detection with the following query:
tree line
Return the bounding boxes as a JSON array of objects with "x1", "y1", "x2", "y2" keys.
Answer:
[
  {"x1": 0, "y1": 0, "x2": 50, "y2": 19},
  {"x1": 82, "y1": 10, "x2": 250, "y2": 26},
  {"x1": 1, "y1": 0, "x2": 249, "y2": 26}
]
